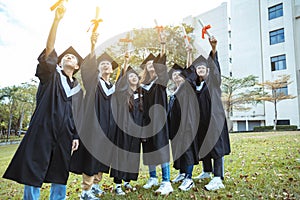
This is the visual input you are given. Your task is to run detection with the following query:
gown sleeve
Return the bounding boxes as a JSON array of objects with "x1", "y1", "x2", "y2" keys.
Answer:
[
  {"x1": 35, "y1": 49, "x2": 58, "y2": 84},
  {"x1": 207, "y1": 51, "x2": 221, "y2": 87}
]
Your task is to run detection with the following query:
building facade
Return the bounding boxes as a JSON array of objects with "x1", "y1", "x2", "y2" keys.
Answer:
[{"x1": 184, "y1": 0, "x2": 300, "y2": 131}]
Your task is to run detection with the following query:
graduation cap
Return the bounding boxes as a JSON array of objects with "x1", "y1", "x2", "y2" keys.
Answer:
[
  {"x1": 97, "y1": 52, "x2": 119, "y2": 70},
  {"x1": 58, "y1": 46, "x2": 83, "y2": 74},
  {"x1": 139, "y1": 53, "x2": 156, "y2": 69},
  {"x1": 168, "y1": 63, "x2": 184, "y2": 79},
  {"x1": 191, "y1": 55, "x2": 208, "y2": 68},
  {"x1": 127, "y1": 66, "x2": 139, "y2": 76}
]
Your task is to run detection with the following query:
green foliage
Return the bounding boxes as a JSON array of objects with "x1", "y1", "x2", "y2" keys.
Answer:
[
  {"x1": 0, "y1": 80, "x2": 38, "y2": 135},
  {"x1": 221, "y1": 75, "x2": 263, "y2": 117},
  {"x1": 1, "y1": 131, "x2": 299, "y2": 199},
  {"x1": 253, "y1": 125, "x2": 298, "y2": 132},
  {"x1": 102, "y1": 25, "x2": 196, "y2": 76}
]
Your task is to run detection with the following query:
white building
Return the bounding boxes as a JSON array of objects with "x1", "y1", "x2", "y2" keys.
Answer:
[
  {"x1": 184, "y1": 0, "x2": 300, "y2": 131},
  {"x1": 183, "y1": 2, "x2": 231, "y2": 77}
]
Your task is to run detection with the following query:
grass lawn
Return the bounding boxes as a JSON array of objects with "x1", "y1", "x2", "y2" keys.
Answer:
[{"x1": 0, "y1": 131, "x2": 299, "y2": 199}]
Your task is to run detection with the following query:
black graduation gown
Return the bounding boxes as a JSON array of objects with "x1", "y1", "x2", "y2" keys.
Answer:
[
  {"x1": 70, "y1": 55, "x2": 115, "y2": 175},
  {"x1": 200, "y1": 52, "x2": 231, "y2": 159},
  {"x1": 168, "y1": 81, "x2": 201, "y2": 171},
  {"x1": 3, "y1": 49, "x2": 82, "y2": 187},
  {"x1": 141, "y1": 63, "x2": 170, "y2": 165},
  {"x1": 109, "y1": 74, "x2": 143, "y2": 181}
]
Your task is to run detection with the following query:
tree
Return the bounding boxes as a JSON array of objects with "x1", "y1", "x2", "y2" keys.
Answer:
[
  {"x1": 221, "y1": 75, "x2": 263, "y2": 131},
  {"x1": 102, "y1": 24, "x2": 196, "y2": 83},
  {"x1": 256, "y1": 74, "x2": 296, "y2": 131},
  {"x1": 0, "y1": 80, "x2": 37, "y2": 140},
  {"x1": 0, "y1": 86, "x2": 19, "y2": 140}
]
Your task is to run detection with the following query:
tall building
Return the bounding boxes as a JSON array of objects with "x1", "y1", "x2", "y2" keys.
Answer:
[
  {"x1": 184, "y1": 0, "x2": 300, "y2": 131},
  {"x1": 231, "y1": 0, "x2": 300, "y2": 131}
]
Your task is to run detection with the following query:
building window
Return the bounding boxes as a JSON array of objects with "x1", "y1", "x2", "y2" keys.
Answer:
[
  {"x1": 228, "y1": 30, "x2": 231, "y2": 38},
  {"x1": 271, "y1": 55, "x2": 286, "y2": 71},
  {"x1": 268, "y1": 3, "x2": 283, "y2": 20},
  {"x1": 276, "y1": 119, "x2": 290, "y2": 125},
  {"x1": 229, "y1": 44, "x2": 232, "y2": 50},
  {"x1": 229, "y1": 57, "x2": 232, "y2": 63},
  {"x1": 270, "y1": 28, "x2": 285, "y2": 45},
  {"x1": 273, "y1": 85, "x2": 288, "y2": 97}
]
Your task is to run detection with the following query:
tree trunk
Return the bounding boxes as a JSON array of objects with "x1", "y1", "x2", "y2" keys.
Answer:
[
  {"x1": 274, "y1": 100, "x2": 277, "y2": 131},
  {"x1": 18, "y1": 110, "x2": 24, "y2": 137},
  {"x1": 7, "y1": 113, "x2": 12, "y2": 142}
]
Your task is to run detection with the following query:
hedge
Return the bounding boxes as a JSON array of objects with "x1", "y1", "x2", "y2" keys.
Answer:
[{"x1": 253, "y1": 125, "x2": 298, "y2": 132}]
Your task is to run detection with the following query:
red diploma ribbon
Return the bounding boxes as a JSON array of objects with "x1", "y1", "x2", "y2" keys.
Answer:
[{"x1": 202, "y1": 25, "x2": 211, "y2": 39}]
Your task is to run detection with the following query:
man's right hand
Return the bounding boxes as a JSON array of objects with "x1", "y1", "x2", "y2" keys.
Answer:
[{"x1": 55, "y1": 5, "x2": 66, "y2": 21}]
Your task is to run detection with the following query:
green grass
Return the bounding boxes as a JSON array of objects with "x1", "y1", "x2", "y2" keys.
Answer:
[{"x1": 0, "y1": 131, "x2": 299, "y2": 199}]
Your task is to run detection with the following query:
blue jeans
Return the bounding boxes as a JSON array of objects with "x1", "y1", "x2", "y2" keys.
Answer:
[
  {"x1": 185, "y1": 165, "x2": 194, "y2": 179},
  {"x1": 24, "y1": 183, "x2": 66, "y2": 200},
  {"x1": 148, "y1": 162, "x2": 170, "y2": 182}
]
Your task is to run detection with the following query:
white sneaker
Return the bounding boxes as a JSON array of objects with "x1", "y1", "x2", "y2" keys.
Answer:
[
  {"x1": 178, "y1": 178, "x2": 194, "y2": 191},
  {"x1": 155, "y1": 181, "x2": 173, "y2": 195},
  {"x1": 80, "y1": 189, "x2": 100, "y2": 200},
  {"x1": 195, "y1": 172, "x2": 212, "y2": 180},
  {"x1": 91, "y1": 184, "x2": 105, "y2": 196},
  {"x1": 115, "y1": 186, "x2": 125, "y2": 195},
  {"x1": 172, "y1": 173, "x2": 185, "y2": 183},
  {"x1": 143, "y1": 177, "x2": 158, "y2": 189},
  {"x1": 124, "y1": 182, "x2": 136, "y2": 191},
  {"x1": 204, "y1": 177, "x2": 225, "y2": 191}
]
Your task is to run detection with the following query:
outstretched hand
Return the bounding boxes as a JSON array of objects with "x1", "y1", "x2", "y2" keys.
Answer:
[
  {"x1": 209, "y1": 36, "x2": 217, "y2": 55},
  {"x1": 91, "y1": 32, "x2": 99, "y2": 47},
  {"x1": 55, "y1": 5, "x2": 66, "y2": 21},
  {"x1": 90, "y1": 32, "x2": 99, "y2": 56}
]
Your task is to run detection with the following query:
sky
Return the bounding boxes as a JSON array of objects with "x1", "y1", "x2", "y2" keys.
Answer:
[{"x1": 0, "y1": 0, "x2": 229, "y2": 87}]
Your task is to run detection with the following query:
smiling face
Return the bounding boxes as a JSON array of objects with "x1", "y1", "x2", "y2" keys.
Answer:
[
  {"x1": 128, "y1": 72, "x2": 139, "y2": 86},
  {"x1": 61, "y1": 53, "x2": 79, "y2": 72},
  {"x1": 196, "y1": 65, "x2": 208, "y2": 77},
  {"x1": 172, "y1": 70, "x2": 184, "y2": 85},
  {"x1": 146, "y1": 60, "x2": 155, "y2": 72},
  {"x1": 98, "y1": 60, "x2": 113, "y2": 75}
]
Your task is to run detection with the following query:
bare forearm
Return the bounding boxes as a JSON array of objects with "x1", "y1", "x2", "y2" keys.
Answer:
[
  {"x1": 45, "y1": 20, "x2": 60, "y2": 57},
  {"x1": 161, "y1": 43, "x2": 166, "y2": 56}
]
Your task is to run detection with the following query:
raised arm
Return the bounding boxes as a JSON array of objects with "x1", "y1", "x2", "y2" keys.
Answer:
[
  {"x1": 90, "y1": 32, "x2": 99, "y2": 58},
  {"x1": 123, "y1": 51, "x2": 130, "y2": 73},
  {"x1": 45, "y1": 5, "x2": 66, "y2": 58},
  {"x1": 186, "y1": 44, "x2": 193, "y2": 68},
  {"x1": 209, "y1": 37, "x2": 217, "y2": 59},
  {"x1": 207, "y1": 37, "x2": 221, "y2": 86}
]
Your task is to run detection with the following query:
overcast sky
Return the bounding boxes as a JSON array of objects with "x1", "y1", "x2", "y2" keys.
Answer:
[{"x1": 0, "y1": 0, "x2": 229, "y2": 87}]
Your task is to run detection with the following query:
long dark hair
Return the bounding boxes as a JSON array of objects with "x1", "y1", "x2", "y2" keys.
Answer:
[
  {"x1": 128, "y1": 86, "x2": 143, "y2": 112},
  {"x1": 126, "y1": 71, "x2": 143, "y2": 112}
]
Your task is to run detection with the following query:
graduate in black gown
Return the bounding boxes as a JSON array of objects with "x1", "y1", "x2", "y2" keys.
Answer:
[
  {"x1": 139, "y1": 40, "x2": 173, "y2": 195},
  {"x1": 70, "y1": 33, "x2": 119, "y2": 199},
  {"x1": 109, "y1": 59, "x2": 143, "y2": 195},
  {"x1": 3, "y1": 5, "x2": 82, "y2": 200},
  {"x1": 190, "y1": 37, "x2": 231, "y2": 191},
  {"x1": 168, "y1": 44, "x2": 203, "y2": 191}
]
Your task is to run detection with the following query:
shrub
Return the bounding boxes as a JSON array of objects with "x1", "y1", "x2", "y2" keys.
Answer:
[{"x1": 253, "y1": 125, "x2": 298, "y2": 132}]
